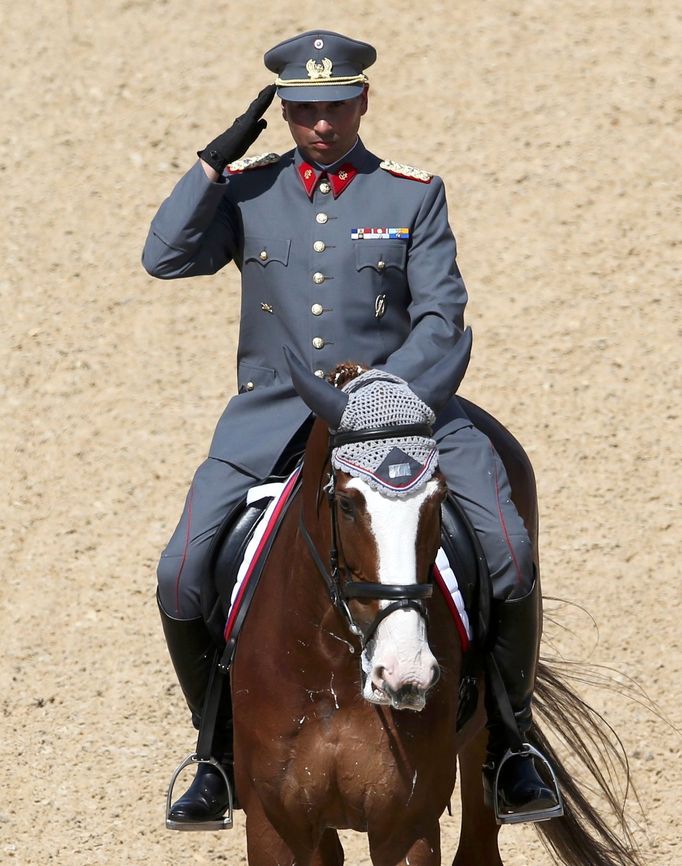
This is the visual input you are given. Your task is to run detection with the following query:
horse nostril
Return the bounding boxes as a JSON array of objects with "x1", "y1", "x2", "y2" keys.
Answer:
[
  {"x1": 430, "y1": 663, "x2": 441, "y2": 687},
  {"x1": 374, "y1": 665, "x2": 385, "y2": 683}
]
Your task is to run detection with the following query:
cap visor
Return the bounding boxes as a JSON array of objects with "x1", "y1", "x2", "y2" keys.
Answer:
[{"x1": 277, "y1": 83, "x2": 365, "y2": 102}]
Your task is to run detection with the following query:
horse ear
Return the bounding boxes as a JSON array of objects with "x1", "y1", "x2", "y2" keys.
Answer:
[
  {"x1": 408, "y1": 327, "x2": 473, "y2": 413},
  {"x1": 283, "y1": 346, "x2": 349, "y2": 429}
]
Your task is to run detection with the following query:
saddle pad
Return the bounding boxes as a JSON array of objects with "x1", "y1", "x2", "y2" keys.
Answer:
[
  {"x1": 224, "y1": 468, "x2": 301, "y2": 642},
  {"x1": 433, "y1": 549, "x2": 472, "y2": 651},
  {"x1": 222, "y1": 472, "x2": 473, "y2": 651}
]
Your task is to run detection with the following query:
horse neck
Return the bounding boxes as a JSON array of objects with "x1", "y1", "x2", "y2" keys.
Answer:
[
  {"x1": 270, "y1": 417, "x2": 356, "y2": 663},
  {"x1": 300, "y1": 417, "x2": 333, "y2": 541}
]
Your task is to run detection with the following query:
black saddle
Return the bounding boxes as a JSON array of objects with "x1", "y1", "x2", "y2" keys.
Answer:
[
  {"x1": 200, "y1": 477, "x2": 288, "y2": 651},
  {"x1": 440, "y1": 493, "x2": 490, "y2": 647}
]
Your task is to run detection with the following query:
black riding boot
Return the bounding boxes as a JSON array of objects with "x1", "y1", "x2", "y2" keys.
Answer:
[
  {"x1": 482, "y1": 581, "x2": 563, "y2": 824},
  {"x1": 158, "y1": 596, "x2": 237, "y2": 827}
]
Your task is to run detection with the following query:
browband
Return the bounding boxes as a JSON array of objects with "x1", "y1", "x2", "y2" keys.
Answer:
[{"x1": 329, "y1": 423, "x2": 433, "y2": 450}]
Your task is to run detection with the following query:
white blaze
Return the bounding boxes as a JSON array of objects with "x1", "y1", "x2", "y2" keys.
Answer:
[{"x1": 346, "y1": 477, "x2": 440, "y2": 710}]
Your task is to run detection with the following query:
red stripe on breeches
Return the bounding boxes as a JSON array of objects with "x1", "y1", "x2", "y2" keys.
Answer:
[{"x1": 488, "y1": 439, "x2": 526, "y2": 593}]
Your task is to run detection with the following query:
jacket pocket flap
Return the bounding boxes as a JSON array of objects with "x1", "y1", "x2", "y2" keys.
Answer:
[
  {"x1": 354, "y1": 241, "x2": 407, "y2": 272},
  {"x1": 238, "y1": 362, "x2": 277, "y2": 392},
  {"x1": 244, "y1": 237, "x2": 291, "y2": 266}
]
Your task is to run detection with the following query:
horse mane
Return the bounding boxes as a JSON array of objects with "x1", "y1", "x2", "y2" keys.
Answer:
[{"x1": 326, "y1": 361, "x2": 368, "y2": 389}]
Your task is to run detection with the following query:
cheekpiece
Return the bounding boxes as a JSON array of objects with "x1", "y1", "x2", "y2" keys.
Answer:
[
  {"x1": 332, "y1": 371, "x2": 438, "y2": 497},
  {"x1": 264, "y1": 29, "x2": 376, "y2": 102}
]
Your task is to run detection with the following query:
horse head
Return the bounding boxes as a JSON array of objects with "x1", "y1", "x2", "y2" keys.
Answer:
[{"x1": 284, "y1": 329, "x2": 472, "y2": 712}]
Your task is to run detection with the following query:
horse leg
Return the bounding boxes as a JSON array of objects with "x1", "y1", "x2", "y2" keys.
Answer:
[
  {"x1": 452, "y1": 726, "x2": 502, "y2": 866},
  {"x1": 368, "y1": 821, "x2": 440, "y2": 866},
  {"x1": 244, "y1": 798, "x2": 300, "y2": 866},
  {"x1": 310, "y1": 828, "x2": 344, "y2": 866},
  {"x1": 244, "y1": 796, "x2": 338, "y2": 866}
]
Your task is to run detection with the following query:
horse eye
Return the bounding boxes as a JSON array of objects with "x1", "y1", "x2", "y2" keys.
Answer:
[{"x1": 337, "y1": 496, "x2": 355, "y2": 517}]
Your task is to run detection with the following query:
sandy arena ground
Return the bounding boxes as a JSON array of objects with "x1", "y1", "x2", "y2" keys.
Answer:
[{"x1": 2, "y1": 1, "x2": 680, "y2": 863}]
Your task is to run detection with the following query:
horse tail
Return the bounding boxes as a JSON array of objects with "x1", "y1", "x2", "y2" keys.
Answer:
[{"x1": 530, "y1": 660, "x2": 643, "y2": 866}]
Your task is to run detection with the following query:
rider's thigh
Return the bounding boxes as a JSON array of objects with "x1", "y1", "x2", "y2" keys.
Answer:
[
  {"x1": 157, "y1": 457, "x2": 256, "y2": 618},
  {"x1": 436, "y1": 422, "x2": 534, "y2": 601}
]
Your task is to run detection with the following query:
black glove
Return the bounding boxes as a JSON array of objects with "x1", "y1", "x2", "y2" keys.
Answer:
[{"x1": 198, "y1": 84, "x2": 277, "y2": 174}]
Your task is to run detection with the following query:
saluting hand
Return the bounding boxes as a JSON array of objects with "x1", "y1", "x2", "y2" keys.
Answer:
[{"x1": 198, "y1": 84, "x2": 277, "y2": 175}]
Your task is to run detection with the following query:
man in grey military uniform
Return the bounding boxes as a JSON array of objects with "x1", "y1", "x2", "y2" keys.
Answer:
[{"x1": 143, "y1": 29, "x2": 560, "y2": 828}]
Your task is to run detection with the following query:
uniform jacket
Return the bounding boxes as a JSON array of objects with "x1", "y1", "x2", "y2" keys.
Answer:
[{"x1": 142, "y1": 139, "x2": 468, "y2": 477}]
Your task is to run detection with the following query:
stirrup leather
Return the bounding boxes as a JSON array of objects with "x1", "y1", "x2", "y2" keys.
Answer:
[
  {"x1": 165, "y1": 753, "x2": 234, "y2": 831},
  {"x1": 491, "y1": 745, "x2": 564, "y2": 826}
]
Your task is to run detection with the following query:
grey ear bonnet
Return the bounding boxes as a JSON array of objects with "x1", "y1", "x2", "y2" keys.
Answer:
[
  {"x1": 283, "y1": 329, "x2": 473, "y2": 495},
  {"x1": 332, "y1": 370, "x2": 438, "y2": 497}
]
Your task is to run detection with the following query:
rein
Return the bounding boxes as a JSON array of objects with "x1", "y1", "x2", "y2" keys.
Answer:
[{"x1": 299, "y1": 422, "x2": 435, "y2": 649}]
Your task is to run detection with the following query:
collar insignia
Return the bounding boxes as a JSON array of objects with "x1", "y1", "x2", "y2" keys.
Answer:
[
  {"x1": 329, "y1": 162, "x2": 356, "y2": 196},
  {"x1": 297, "y1": 161, "x2": 358, "y2": 198}
]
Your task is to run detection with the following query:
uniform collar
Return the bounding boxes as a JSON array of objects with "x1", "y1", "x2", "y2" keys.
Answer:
[
  {"x1": 295, "y1": 139, "x2": 366, "y2": 199},
  {"x1": 297, "y1": 161, "x2": 357, "y2": 198}
]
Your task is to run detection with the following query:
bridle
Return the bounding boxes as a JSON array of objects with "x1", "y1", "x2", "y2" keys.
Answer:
[{"x1": 299, "y1": 421, "x2": 436, "y2": 649}]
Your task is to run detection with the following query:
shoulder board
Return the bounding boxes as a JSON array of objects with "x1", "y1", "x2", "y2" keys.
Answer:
[
  {"x1": 379, "y1": 160, "x2": 432, "y2": 183},
  {"x1": 227, "y1": 152, "x2": 281, "y2": 174}
]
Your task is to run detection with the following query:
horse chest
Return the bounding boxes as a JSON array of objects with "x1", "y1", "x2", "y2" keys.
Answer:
[{"x1": 278, "y1": 708, "x2": 411, "y2": 823}]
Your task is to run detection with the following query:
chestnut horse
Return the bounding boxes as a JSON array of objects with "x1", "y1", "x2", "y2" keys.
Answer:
[{"x1": 229, "y1": 343, "x2": 640, "y2": 866}]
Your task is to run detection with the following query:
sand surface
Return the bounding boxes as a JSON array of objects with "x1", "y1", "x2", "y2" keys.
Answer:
[{"x1": 2, "y1": 1, "x2": 680, "y2": 863}]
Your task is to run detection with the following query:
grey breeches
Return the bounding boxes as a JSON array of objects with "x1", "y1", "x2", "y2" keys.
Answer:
[
  {"x1": 156, "y1": 458, "x2": 257, "y2": 618},
  {"x1": 157, "y1": 421, "x2": 534, "y2": 620}
]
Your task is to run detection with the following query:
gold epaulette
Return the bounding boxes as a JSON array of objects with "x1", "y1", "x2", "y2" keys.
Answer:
[
  {"x1": 379, "y1": 159, "x2": 432, "y2": 183},
  {"x1": 227, "y1": 152, "x2": 281, "y2": 174}
]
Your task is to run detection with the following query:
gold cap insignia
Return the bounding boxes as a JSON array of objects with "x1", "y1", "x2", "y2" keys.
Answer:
[
  {"x1": 338, "y1": 170, "x2": 348, "y2": 180},
  {"x1": 306, "y1": 58, "x2": 333, "y2": 80}
]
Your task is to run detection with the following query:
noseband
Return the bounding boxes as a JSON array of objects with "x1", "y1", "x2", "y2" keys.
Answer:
[{"x1": 299, "y1": 421, "x2": 436, "y2": 649}]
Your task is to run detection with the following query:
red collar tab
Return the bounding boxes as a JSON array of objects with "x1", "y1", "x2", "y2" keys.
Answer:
[
  {"x1": 329, "y1": 163, "x2": 357, "y2": 197},
  {"x1": 297, "y1": 161, "x2": 358, "y2": 198},
  {"x1": 298, "y1": 162, "x2": 320, "y2": 198}
]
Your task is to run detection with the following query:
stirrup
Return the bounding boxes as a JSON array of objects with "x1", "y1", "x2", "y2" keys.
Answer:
[
  {"x1": 491, "y1": 745, "x2": 564, "y2": 826},
  {"x1": 165, "y1": 753, "x2": 234, "y2": 831}
]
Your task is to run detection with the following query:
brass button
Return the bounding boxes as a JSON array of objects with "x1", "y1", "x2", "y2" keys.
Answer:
[
  {"x1": 312, "y1": 337, "x2": 325, "y2": 349},
  {"x1": 314, "y1": 369, "x2": 325, "y2": 378},
  {"x1": 259, "y1": 250, "x2": 268, "y2": 261},
  {"x1": 313, "y1": 240, "x2": 326, "y2": 252},
  {"x1": 316, "y1": 213, "x2": 328, "y2": 224},
  {"x1": 377, "y1": 260, "x2": 386, "y2": 270},
  {"x1": 319, "y1": 181, "x2": 331, "y2": 194},
  {"x1": 312, "y1": 272, "x2": 325, "y2": 284},
  {"x1": 245, "y1": 381, "x2": 255, "y2": 391},
  {"x1": 311, "y1": 303, "x2": 324, "y2": 316}
]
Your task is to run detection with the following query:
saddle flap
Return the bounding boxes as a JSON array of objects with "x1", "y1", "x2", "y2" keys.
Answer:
[{"x1": 203, "y1": 499, "x2": 269, "y2": 647}]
